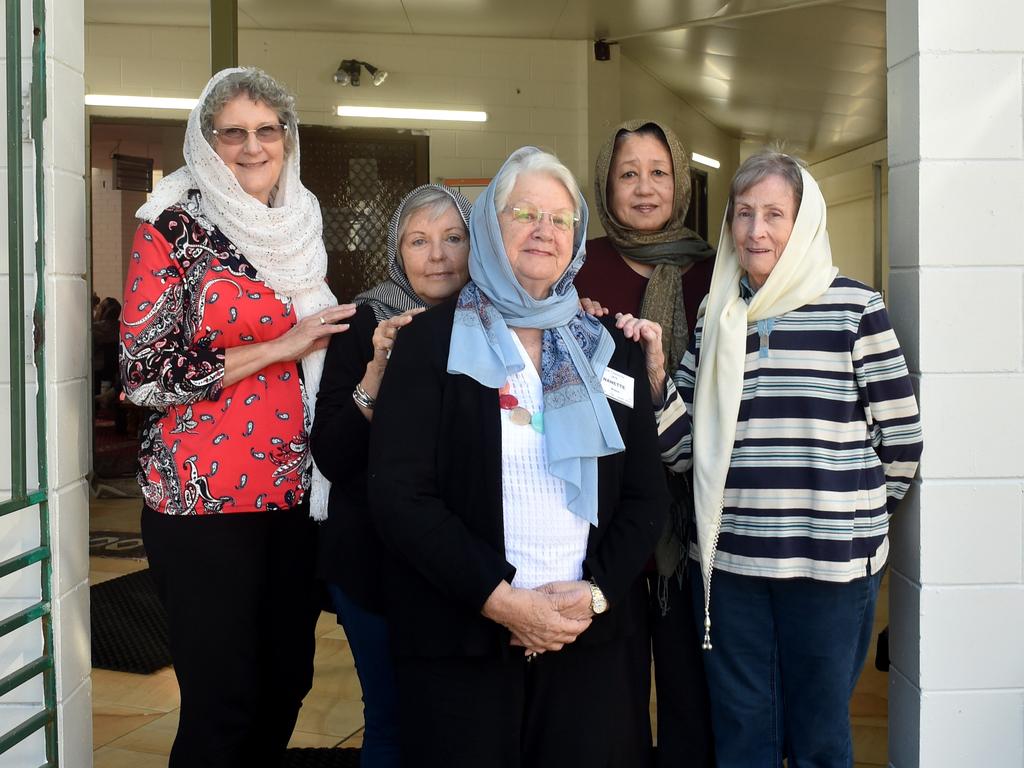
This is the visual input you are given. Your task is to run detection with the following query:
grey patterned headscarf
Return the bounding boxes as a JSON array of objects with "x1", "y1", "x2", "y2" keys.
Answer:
[{"x1": 355, "y1": 184, "x2": 472, "y2": 321}]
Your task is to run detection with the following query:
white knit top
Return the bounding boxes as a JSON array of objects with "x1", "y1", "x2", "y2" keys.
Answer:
[{"x1": 501, "y1": 333, "x2": 591, "y2": 590}]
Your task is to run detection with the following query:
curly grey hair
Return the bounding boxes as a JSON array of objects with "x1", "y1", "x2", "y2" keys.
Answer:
[
  {"x1": 200, "y1": 68, "x2": 298, "y2": 156},
  {"x1": 726, "y1": 151, "x2": 806, "y2": 223}
]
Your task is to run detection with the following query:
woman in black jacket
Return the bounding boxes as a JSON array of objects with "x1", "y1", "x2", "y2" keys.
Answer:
[
  {"x1": 310, "y1": 184, "x2": 472, "y2": 768},
  {"x1": 367, "y1": 148, "x2": 669, "y2": 768}
]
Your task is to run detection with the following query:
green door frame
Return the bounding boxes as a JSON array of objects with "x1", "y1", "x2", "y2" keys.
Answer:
[{"x1": 0, "y1": 0, "x2": 58, "y2": 762}]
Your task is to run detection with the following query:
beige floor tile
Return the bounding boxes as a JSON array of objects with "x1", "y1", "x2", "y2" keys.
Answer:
[
  {"x1": 93, "y1": 746, "x2": 169, "y2": 768},
  {"x1": 310, "y1": 637, "x2": 362, "y2": 701},
  {"x1": 321, "y1": 626, "x2": 347, "y2": 641},
  {"x1": 315, "y1": 610, "x2": 338, "y2": 638},
  {"x1": 90, "y1": 555, "x2": 149, "y2": 586},
  {"x1": 93, "y1": 704, "x2": 168, "y2": 749},
  {"x1": 90, "y1": 499, "x2": 144, "y2": 532},
  {"x1": 340, "y1": 728, "x2": 364, "y2": 749},
  {"x1": 294, "y1": 692, "x2": 364, "y2": 740},
  {"x1": 852, "y1": 720, "x2": 888, "y2": 765},
  {"x1": 92, "y1": 667, "x2": 180, "y2": 712},
  {"x1": 108, "y1": 709, "x2": 179, "y2": 756},
  {"x1": 288, "y1": 730, "x2": 343, "y2": 748}
]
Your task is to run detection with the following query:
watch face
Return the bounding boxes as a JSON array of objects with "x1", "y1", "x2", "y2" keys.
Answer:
[{"x1": 590, "y1": 582, "x2": 608, "y2": 614}]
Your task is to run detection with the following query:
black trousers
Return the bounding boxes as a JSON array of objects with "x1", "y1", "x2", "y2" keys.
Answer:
[
  {"x1": 142, "y1": 505, "x2": 320, "y2": 768},
  {"x1": 629, "y1": 570, "x2": 715, "y2": 768},
  {"x1": 395, "y1": 638, "x2": 636, "y2": 768}
]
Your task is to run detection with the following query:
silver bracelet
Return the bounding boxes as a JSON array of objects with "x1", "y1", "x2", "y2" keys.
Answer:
[{"x1": 352, "y1": 382, "x2": 376, "y2": 410}]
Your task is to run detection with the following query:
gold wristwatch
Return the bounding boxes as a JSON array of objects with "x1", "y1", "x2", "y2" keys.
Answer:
[{"x1": 589, "y1": 579, "x2": 608, "y2": 615}]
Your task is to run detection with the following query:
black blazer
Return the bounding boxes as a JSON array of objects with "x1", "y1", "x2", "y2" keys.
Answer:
[
  {"x1": 310, "y1": 303, "x2": 385, "y2": 611},
  {"x1": 368, "y1": 297, "x2": 669, "y2": 658}
]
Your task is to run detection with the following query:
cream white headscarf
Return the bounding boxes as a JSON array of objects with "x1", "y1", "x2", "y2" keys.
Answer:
[
  {"x1": 137, "y1": 67, "x2": 337, "y2": 521},
  {"x1": 693, "y1": 166, "x2": 837, "y2": 592}
]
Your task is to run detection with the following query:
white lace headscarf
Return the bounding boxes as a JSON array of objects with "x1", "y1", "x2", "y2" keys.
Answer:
[{"x1": 137, "y1": 67, "x2": 337, "y2": 521}]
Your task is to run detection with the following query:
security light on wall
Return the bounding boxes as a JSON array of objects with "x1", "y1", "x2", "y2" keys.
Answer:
[{"x1": 333, "y1": 59, "x2": 388, "y2": 87}]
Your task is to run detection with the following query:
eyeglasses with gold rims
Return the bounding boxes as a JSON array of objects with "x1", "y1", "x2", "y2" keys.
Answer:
[
  {"x1": 212, "y1": 124, "x2": 288, "y2": 145},
  {"x1": 505, "y1": 204, "x2": 579, "y2": 233}
]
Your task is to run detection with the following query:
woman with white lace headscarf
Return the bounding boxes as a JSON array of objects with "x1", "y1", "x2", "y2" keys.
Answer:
[{"x1": 120, "y1": 67, "x2": 353, "y2": 766}]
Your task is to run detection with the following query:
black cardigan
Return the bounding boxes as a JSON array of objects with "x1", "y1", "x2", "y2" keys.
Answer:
[
  {"x1": 310, "y1": 303, "x2": 385, "y2": 611},
  {"x1": 368, "y1": 296, "x2": 669, "y2": 658}
]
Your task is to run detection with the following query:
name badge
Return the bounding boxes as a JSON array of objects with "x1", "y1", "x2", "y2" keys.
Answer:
[{"x1": 600, "y1": 367, "x2": 634, "y2": 409}]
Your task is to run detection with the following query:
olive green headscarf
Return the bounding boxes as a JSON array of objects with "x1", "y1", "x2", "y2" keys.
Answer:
[{"x1": 593, "y1": 118, "x2": 715, "y2": 374}]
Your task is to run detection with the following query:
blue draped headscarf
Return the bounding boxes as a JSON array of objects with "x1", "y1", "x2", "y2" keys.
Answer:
[{"x1": 447, "y1": 147, "x2": 625, "y2": 526}]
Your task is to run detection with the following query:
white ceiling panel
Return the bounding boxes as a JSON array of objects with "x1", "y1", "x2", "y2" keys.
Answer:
[{"x1": 83, "y1": 0, "x2": 887, "y2": 162}]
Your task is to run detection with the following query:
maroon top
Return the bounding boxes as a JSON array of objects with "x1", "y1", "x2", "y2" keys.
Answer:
[{"x1": 576, "y1": 236, "x2": 714, "y2": 330}]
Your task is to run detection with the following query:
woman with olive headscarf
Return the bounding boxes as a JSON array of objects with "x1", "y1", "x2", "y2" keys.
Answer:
[{"x1": 575, "y1": 119, "x2": 715, "y2": 768}]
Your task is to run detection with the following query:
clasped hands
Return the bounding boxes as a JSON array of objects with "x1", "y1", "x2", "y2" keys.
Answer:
[{"x1": 482, "y1": 580, "x2": 596, "y2": 658}]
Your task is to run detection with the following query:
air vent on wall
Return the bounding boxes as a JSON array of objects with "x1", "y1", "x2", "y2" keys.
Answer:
[{"x1": 112, "y1": 154, "x2": 154, "y2": 192}]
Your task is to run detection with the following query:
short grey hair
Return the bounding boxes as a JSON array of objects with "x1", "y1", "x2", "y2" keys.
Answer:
[
  {"x1": 397, "y1": 186, "x2": 465, "y2": 246},
  {"x1": 200, "y1": 68, "x2": 298, "y2": 156},
  {"x1": 726, "y1": 151, "x2": 805, "y2": 223},
  {"x1": 493, "y1": 148, "x2": 583, "y2": 221}
]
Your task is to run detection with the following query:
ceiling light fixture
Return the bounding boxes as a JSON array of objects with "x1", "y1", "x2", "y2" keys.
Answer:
[
  {"x1": 85, "y1": 94, "x2": 198, "y2": 110},
  {"x1": 691, "y1": 152, "x2": 721, "y2": 169},
  {"x1": 333, "y1": 59, "x2": 389, "y2": 87},
  {"x1": 337, "y1": 106, "x2": 487, "y2": 122}
]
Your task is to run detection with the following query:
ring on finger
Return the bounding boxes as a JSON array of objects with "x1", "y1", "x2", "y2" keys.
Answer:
[{"x1": 319, "y1": 316, "x2": 326, "y2": 326}]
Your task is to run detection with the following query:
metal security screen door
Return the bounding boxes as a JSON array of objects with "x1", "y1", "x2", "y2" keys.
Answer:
[
  {"x1": 0, "y1": 0, "x2": 58, "y2": 763},
  {"x1": 298, "y1": 126, "x2": 428, "y2": 304}
]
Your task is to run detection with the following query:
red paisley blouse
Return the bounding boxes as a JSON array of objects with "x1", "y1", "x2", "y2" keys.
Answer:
[{"x1": 119, "y1": 192, "x2": 310, "y2": 515}]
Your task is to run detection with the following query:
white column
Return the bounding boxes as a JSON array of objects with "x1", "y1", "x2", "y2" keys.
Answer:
[
  {"x1": 46, "y1": 0, "x2": 91, "y2": 763},
  {"x1": 886, "y1": 1, "x2": 1024, "y2": 765}
]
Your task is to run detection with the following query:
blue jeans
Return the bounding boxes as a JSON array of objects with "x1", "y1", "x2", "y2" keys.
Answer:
[
  {"x1": 690, "y1": 562, "x2": 882, "y2": 768},
  {"x1": 327, "y1": 583, "x2": 401, "y2": 768}
]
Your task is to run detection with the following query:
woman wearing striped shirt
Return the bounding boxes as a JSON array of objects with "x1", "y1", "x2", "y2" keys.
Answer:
[{"x1": 616, "y1": 151, "x2": 922, "y2": 767}]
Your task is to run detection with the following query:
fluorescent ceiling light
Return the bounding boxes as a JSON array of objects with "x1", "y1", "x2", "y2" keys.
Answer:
[
  {"x1": 85, "y1": 94, "x2": 198, "y2": 110},
  {"x1": 691, "y1": 152, "x2": 721, "y2": 169},
  {"x1": 337, "y1": 106, "x2": 487, "y2": 122}
]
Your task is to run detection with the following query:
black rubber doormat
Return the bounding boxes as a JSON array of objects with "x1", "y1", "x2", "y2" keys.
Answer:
[
  {"x1": 283, "y1": 748, "x2": 361, "y2": 767},
  {"x1": 90, "y1": 568, "x2": 172, "y2": 674},
  {"x1": 89, "y1": 530, "x2": 147, "y2": 559}
]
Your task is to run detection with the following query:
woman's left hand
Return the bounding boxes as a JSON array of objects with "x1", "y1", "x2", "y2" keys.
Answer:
[
  {"x1": 271, "y1": 304, "x2": 358, "y2": 362},
  {"x1": 368, "y1": 307, "x2": 425, "y2": 373},
  {"x1": 615, "y1": 313, "x2": 667, "y2": 403},
  {"x1": 534, "y1": 580, "x2": 594, "y2": 621}
]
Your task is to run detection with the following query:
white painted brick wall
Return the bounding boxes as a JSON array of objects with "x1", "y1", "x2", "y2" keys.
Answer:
[
  {"x1": 918, "y1": 483, "x2": 1023, "y2": 585},
  {"x1": 918, "y1": 690, "x2": 1024, "y2": 768},
  {"x1": 916, "y1": 161, "x2": 1024, "y2": 267},
  {"x1": 86, "y1": 25, "x2": 594, "y2": 190},
  {"x1": 47, "y1": 1, "x2": 92, "y2": 762},
  {"x1": 917, "y1": 375, "x2": 1024, "y2": 479},
  {"x1": 887, "y1": 2, "x2": 1024, "y2": 765}
]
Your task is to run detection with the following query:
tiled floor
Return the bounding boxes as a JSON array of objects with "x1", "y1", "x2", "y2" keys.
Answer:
[
  {"x1": 89, "y1": 498, "x2": 365, "y2": 767},
  {"x1": 89, "y1": 496, "x2": 888, "y2": 766}
]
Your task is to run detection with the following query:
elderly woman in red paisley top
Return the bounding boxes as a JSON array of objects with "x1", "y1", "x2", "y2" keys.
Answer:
[{"x1": 119, "y1": 67, "x2": 354, "y2": 767}]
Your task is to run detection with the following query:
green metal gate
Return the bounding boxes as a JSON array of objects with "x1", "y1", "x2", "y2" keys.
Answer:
[{"x1": 0, "y1": 0, "x2": 58, "y2": 763}]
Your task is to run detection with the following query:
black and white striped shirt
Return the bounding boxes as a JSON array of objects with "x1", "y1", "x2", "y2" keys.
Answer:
[{"x1": 658, "y1": 276, "x2": 923, "y2": 582}]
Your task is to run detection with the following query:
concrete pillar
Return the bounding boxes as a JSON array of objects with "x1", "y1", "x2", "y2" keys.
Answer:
[
  {"x1": 46, "y1": 0, "x2": 92, "y2": 762},
  {"x1": 885, "y1": 1, "x2": 1024, "y2": 765}
]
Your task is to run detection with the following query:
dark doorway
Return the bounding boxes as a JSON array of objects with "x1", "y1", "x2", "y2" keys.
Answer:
[
  {"x1": 299, "y1": 127, "x2": 429, "y2": 303},
  {"x1": 684, "y1": 167, "x2": 709, "y2": 241}
]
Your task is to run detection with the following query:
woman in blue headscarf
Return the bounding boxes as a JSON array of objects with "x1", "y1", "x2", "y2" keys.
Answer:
[{"x1": 368, "y1": 147, "x2": 668, "y2": 768}]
